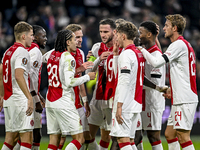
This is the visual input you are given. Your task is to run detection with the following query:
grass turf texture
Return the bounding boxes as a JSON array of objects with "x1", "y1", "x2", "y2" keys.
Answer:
[{"x1": 0, "y1": 136, "x2": 200, "y2": 149}]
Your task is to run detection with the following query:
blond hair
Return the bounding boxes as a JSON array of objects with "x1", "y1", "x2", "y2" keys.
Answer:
[
  {"x1": 14, "y1": 21, "x2": 33, "y2": 40},
  {"x1": 65, "y1": 24, "x2": 82, "y2": 32},
  {"x1": 165, "y1": 14, "x2": 186, "y2": 35}
]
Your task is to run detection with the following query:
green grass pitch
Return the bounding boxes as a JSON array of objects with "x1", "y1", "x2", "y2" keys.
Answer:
[{"x1": 0, "y1": 136, "x2": 200, "y2": 149}]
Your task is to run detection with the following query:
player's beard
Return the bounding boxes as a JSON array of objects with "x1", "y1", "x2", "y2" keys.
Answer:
[
  {"x1": 40, "y1": 44, "x2": 46, "y2": 49},
  {"x1": 104, "y1": 36, "x2": 113, "y2": 44},
  {"x1": 165, "y1": 32, "x2": 173, "y2": 39}
]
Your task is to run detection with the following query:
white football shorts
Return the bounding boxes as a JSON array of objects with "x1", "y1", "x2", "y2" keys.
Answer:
[{"x1": 167, "y1": 103, "x2": 197, "y2": 130}]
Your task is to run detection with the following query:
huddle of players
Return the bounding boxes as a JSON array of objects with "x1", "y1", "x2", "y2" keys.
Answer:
[{"x1": 0, "y1": 13, "x2": 198, "y2": 150}]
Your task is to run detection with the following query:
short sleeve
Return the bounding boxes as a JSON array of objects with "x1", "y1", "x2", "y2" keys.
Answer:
[
  {"x1": 91, "y1": 42, "x2": 101, "y2": 58},
  {"x1": 118, "y1": 50, "x2": 132, "y2": 71},
  {"x1": 164, "y1": 40, "x2": 185, "y2": 63},
  {"x1": 15, "y1": 47, "x2": 30, "y2": 71}
]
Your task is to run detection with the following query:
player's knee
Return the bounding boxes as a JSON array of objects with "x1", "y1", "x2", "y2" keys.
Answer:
[
  {"x1": 101, "y1": 133, "x2": 111, "y2": 143},
  {"x1": 176, "y1": 130, "x2": 190, "y2": 143},
  {"x1": 33, "y1": 129, "x2": 42, "y2": 143},
  {"x1": 164, "y1": 130, "x2": 169, "y2": 139},
  {"x1": 147, "y1": 131, "x2": 161, "y2": 143},
  {"x1": 147, "y1": 133, "x2": 160, "y2": 143},
  {"x1": 134, "y1": 130, "x2": 143, "y2": 145}
]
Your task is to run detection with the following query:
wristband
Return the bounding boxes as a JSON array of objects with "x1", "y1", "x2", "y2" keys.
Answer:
[
  {"x1": 82, "y1": 96, "x2": 88, "y2": 103},
  {"x1": 30, "y1": 91, "x2": 37, "y2": 96}
]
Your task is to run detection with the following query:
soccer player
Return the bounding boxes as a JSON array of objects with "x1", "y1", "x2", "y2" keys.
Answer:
[
  {"x1": 13, "y1": 25, "x2": 47, "y2": 150},
  {"x1": 0, "y1": 21, "x2": 34, "y2": 150},
  {"x1": 139, "y1": 21, "x2": 166, "y2": 150},
  {"x1": 43, "y1": 29, "x2": 96, "y2": 150},
  {"x1": 57, "y1": 24, "x2": 92, "y2": 150},
  {"x1": 139, "y1": 14, "x2": 198, "y2": 150},
  {"x1": 110, "y1": 21, "x2": 145, "y2": 150},
  {"x1": 28, "y1": 25, "x2": 47, "y2": 150},
  {"x1": 86, "y1": 18, "x2": 116, "y2": 150}
]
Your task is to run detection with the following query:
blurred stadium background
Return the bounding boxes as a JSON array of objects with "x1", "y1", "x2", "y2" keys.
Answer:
[{"x1": 0, "y1": 0, "x2": 200, "y2": 149}]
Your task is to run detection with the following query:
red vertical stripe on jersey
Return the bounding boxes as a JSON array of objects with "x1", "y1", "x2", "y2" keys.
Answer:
[
  {"x1": 95, "y1": 43, "x2": 109, "y2": 100},
  {"x1": 178, "y1": 36, "x2": 197, "y2": 95},
  {"x1": 3, "y1": 43, "x2": 25, "y2": 100},
  {"x1": 124, "y1": 44, "x2": 145, "y2": 104},
  {"x1": 47, "y1": 50, "x2": 63, "y2": 102},
  {"x1": 71, "y1": 48, "x2": 83, "y2": 109}
]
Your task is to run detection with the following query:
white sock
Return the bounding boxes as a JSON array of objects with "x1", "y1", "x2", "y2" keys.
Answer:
[
  {"x1": 151, "y1": 140, "x2": 163, "y2": 150},
  {"x1": 182, "y1": 145, "x2": 195, "y2": 150},
  {"x1": 99, "y1": 146, "x2": 108, "y2": 150},
  {"x1": 181, "y1": 141, "x2": 195, "y2": 150},
  {"x1": 121, "y1": 145, "x2": 132, "y2": 150},
  {"x1": 88, "y1": 139, "x2": 99, "y2": 150},
  {"x1": 152, "y1": 143, "x2": 163, "y2": 150},
  {"x1": 2, "y1": 144, "x2": 13, "y2": 150},
  {"x1": 65, "y1": 143, "x2": 78, "y2": 150},
  {"x1": 20, "y1": 146, "x2": 31, "y2": 150},
  {"x1": 167, "y1": 138, "x2": 180, "y2": 150},
  {"x1": 137, "y1": 142, "x2": 143, "y2": 150},
  {"x1": 99, "y1": 140, "x2": 109, "y2": 150},
  {"x1": 65, "y1": 140, "x2": 82, "y2": 150},
  {"x1": 13, "y1": 141, "x2": 21, "y2": 150},
  {"x1": 131, "y1": 144, "x2": 137, "y2": 150}
]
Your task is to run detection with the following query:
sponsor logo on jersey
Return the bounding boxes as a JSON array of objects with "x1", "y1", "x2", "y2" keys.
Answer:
[
  {"x1": 30, "y1": 119, "x2": 34, "y2": 126},
  {"x1": 147, "y1": 123, "x2": 152, "y2": 127},
  {"x1": 22, "y1": 57, "x2": 28, "y2": 65},
  {"x1": 33, "y1": 61, "x2": 39, "y2": 68},
  {"x1": 6, "y1": 51, "x2": 12, "y2": 56},
  {"x1": 71, "y1": 60, "x2": 75, "y2": 68},
  {"x1": 165, "y1": 52, "x2": 171, "y2": 56},
  {"x1": 175, "y1": 122, "x2": 180, "y2": 126},
  {"x1": 137, "y1": 120, "x2": 141, "y2": 128},
  {"x1": 121, "y1": 66, "x2": 127, "y2": 69},
  {"x1": 79, "y1": 119, "x2": 82, "y2": 125}
]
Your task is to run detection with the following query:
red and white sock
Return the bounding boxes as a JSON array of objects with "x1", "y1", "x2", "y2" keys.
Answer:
[
  {"x1": 167, "y1": 137, "x2": 180, "y2": 150},
  {"x1": 65, "y1": 140, "x2": 82, "y2": 150},
  {"x1": 180, "y1": 140, "x2": 195, "y2": 150},
  {"x1": 131, "y1": 142, "x2": 137, "y2": 150},
  {"x1": 13, "y1": 139, "x2": 21, "y2": 150},
  {"x1": 88, "y1": 138, "x2": 99, "y2": 150},
  {"x1": 99, "y1": 140, "x2": 109, "y2": 150},
  {"x1": 151, "y1": 140, "x2": 163, "y2": 150},
  {"x1": 20, "y1": 142, "x2": 32, "y2": 150},
  {"x1": 47, "y1": 144, "x2": 57, "y2": 150},
  {"x1": 119, "y1": 142, "x2": 132, "y2": 150},
  {"x1": 57, "y1": 144, "x2": 64, "y2": 150},
  {"x1": 32, "y1": 142, "x2": 40, "y2": 150},
  {"x1": 137, "y1": 140, "x2": 144, "y2": 150},
  {"x1": 2, "y1": 142, "x2": 14, "y2": 150}
]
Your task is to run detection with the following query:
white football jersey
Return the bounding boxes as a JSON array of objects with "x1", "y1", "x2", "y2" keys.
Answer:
[
  {"x1": 28, "y1": 43, "x2": 43, "y2": 103},
  {"x1": 164, "y1": 37, "x2": 198, "y2": 105},
  {"x1": 143, "y1": 45, "x2": 166, "y2": 111},
  {"x1": 2, "y1": 43, "x2": 30, "y2": 107},
  {"x1": 141, "y1": 36, "x2": 198, "y2": 105},
  {"x1": 113, "y1": 45, "x2": 145, "y2": 113},
  {"x1": 43, "y1": 50, "x2": 90, "y2": 109}
]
